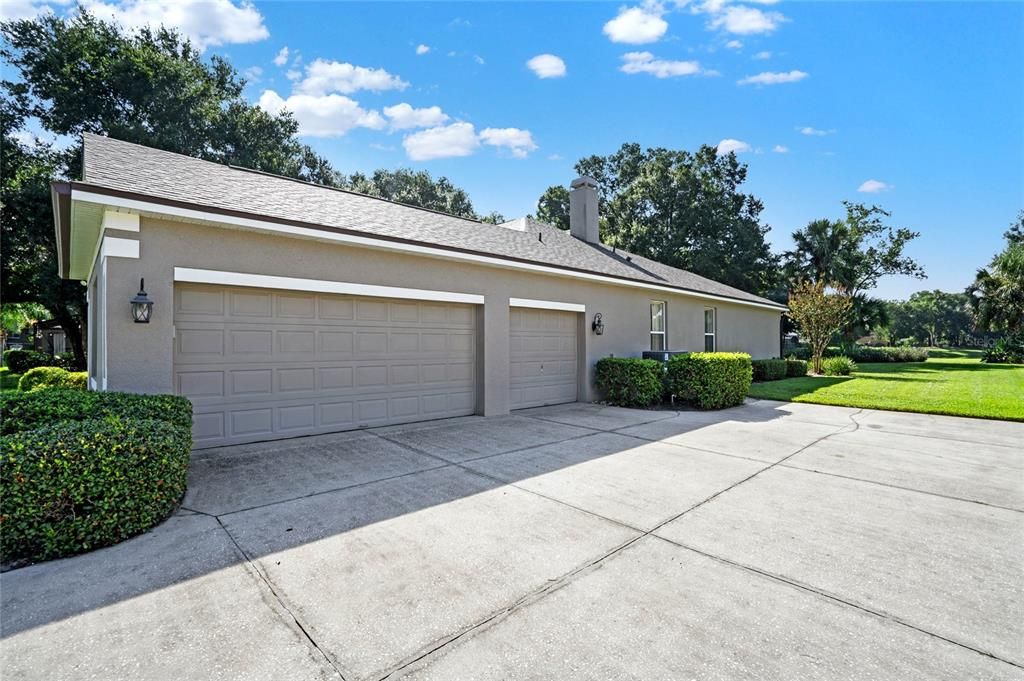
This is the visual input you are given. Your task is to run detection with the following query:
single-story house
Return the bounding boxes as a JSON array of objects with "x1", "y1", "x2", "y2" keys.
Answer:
[{"x1": 52, "y1": 134, "x2": 785, "y2": 448}]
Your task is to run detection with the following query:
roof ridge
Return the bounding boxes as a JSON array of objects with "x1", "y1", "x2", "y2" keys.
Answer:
[{"x1": 83, "y1": 132, "x2": 491, "y2": 227}]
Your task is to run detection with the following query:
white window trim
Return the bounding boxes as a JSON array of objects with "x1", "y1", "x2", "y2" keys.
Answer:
[
  {"x1": 173, "y1": 267, "x2": 484, "y2": 305},
  {"x1": 73, "y1": 190, "x2": 787, "y2": 312},
  {"x1": 704, "y1": 307, "x2": 717, "y2": 352},
  {"x1": 509, "y1": 298, "x2": 585, "y2": 312},
  {"x1": 650, "y1": 300, "x2": 666, "y2": 351}
]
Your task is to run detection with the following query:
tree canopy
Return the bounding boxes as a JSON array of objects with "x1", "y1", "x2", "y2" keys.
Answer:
[
  {"x1": 886, "y1": 291, "x2": 971, "y2": 346},
  {"x1": 534, "y1": 143, "x2": 779, "y2": 296},
  {"x1": 966, "y1": 226, "x2": 1024, "y2": 335}
]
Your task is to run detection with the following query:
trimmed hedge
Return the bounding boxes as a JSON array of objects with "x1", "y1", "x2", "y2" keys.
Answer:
[
  {"x1": 0, "y1": 389, "x2": 193, "y2": 435},
  {"x1": 785, "y1": 359, "x2": 809, "y2": 377},
  {"x1": 667, "y1": 352, "x2": 752, "y2": 410},
  {"x1": 3, "y1": 349, "x2": 52, "y2": 374},
  {"x1": 1, "y1": 418, "x2": 191, "y2": 564},
  {"x1": 822, "y1": 356, "x2": 857, "y2": 376},
  {"x1": 17, "y1": 366, "x2": 86, "y2": 392},
  {"x1": 786, "y1": 345, "x2": 928, "y2": 363},
  {"x1": 751, "y1": 359, "x2": 787, "y2": 382},
  {"x1": 595, "y1": 357, "x2": 664, "y2": 407}
]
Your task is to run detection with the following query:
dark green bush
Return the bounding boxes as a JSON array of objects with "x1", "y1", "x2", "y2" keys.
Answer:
[
  {"x1": 667, "y1": 352, "x2": 752, "y2": 410},
  {"x1": 751, "y1": 359, "x2": 787, "y2": 382},
  {"x1": 17, "y1": 366, "x2": 85, "y2": 392},
  {"x1": 982, "y1": 335, "x2": 1024, "y2": 364},
  {"x1": 785, "y1": 359, "x2": 809, "y2": 377},
  {"x1": 822, "y1": 356, "x2": 857, "y2": 376},
  {"x1": 0, "y1": 389, "x2": 193, "y2": 435},
  {"x1": 2, "y1": 349, "x2": 53, "y2": 374},
  {"x1": 595, "y1": 357, "x2": 664, "y2": 407},
  {"x1": 1, "y1": 418, "x2": 192, "y2": 564}
]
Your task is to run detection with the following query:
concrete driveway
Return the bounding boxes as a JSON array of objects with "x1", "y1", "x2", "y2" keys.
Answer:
[{"x1": 2, "y1": 400, "x2": 1022, "y2": 680}]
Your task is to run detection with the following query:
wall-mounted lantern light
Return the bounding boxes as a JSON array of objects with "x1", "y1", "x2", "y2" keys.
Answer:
[
  {"x1": 130, "y1": 278, "x2": 153, "y2": 323},
  {"x1": 592, "y1": 313, "x2": 605, "y2": 335}
]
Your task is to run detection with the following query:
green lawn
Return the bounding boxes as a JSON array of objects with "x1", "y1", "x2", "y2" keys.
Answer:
[
  {"x1": 1, "y1": 367, "x2": 21, "y2": 392},
  {"x1": 748, "y1": 349, "x2": 1024, "y2": 421}
]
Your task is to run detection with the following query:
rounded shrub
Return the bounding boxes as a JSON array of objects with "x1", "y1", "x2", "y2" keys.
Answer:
[
  {"x1": 1, "y1": 418, "x2": 192, "y2": 564},
  {"x1": 17, "y1": 366, "x2": 83, "y2": 392},
  {"x1": 595, "y1": 357, "x2": 664, "y2": 408},
  {"x1": 785, "y1": 359, "x2": 809, "y2": 377},
  {"x1": 2, "y1": 349, "x2": 53, "y2": 374},
  {"x1": 751, "y1": 359, "x2": 787, "y2": 382},
  {"x1": 667, "y1": 352, "x2": 752, "y2": 410},
  {"x1": 65, "y1": 372, "x2": 88, "y2": 390},
  {"x1": 822, "y1": 355, "x2": 857, "y2": 376},
  {"x1": 1, "y1": 389, "x2": 193, "y2": 435}
]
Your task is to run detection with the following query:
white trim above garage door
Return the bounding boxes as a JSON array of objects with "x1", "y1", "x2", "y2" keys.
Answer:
[
  {"x1": 174, "y1": 267, "x2": 483, "y2": 305},
  {"x1": 509, "y1": 298, "x2": 585, "y2": 313}
]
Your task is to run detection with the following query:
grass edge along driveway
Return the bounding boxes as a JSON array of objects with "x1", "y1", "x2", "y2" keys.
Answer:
[{"x1": 747, "y1": 349, "x2": 1024, "y2": 422}]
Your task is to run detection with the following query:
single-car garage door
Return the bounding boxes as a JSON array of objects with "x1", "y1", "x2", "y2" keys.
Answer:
[
  {"x1": 174, "y1": 283, "x2": 477, "y2": 448},
  {"x1": 509, "y1": 307, "x2": 578, "y2": 410}
]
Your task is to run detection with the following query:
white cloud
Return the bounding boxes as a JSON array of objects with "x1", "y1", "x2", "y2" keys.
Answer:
[
  {"x1": 403, "y1": 122, "x2": 480, "y2": 161},
  {"x1": 473, "y1": 55, "x2": 485, "y2": 65},
  {"x1": 81, "y1": 0, "x2": 269, "y2": 50},
  {"x1": 286, "y1": 69, "x2": 302, "y2": 81},
  {"x1": 480, "y1": 127, "x2": 538, "y2": 158},
  {"x1": 737, "y1": 69, "x2": 808, "y2": 85},
  {"x1": 799, "y1": 126, "x2": 834, "y2": 136},
  {"x1": 754, "y1": 50, "x2": 772, "y2": 60},
  {"x1": 772, "y1": 144, "x2": 789, "y2": 153},
  {"x1": 273, "y1": 46, "x2": 289, "y2": 66},
  {"x1": 295, "y1": 58, "x2": 408, "y2": 96},
  {"x1": 243, "y1": 66, "x2": 262, "y2": 81},
  {"x1": 258, "y1": 90, "x2": 385, "y2": 138},
  {"x1": 382, "y1": 103, "x2": 449, "y2": 130},
  {"x1": 708, "y1": 5, "x2": 785, "y2": 35},
  {"x1": 548, "y1": 154, "x2": 564, "y2": 161},
  {"x1": 620, "y1": 51, "x2": 709, "y2": 78},
  {"x1": 858, "y1": 179, "x2": 891, "y2": 193},
  {"x1": 725, "y1": 39, "x2": 743, "y2": 49},
  {"x1": 415, "y1": 44, "x2": 431, "y2": 55},
  {"x1": 717, "y1": 138, "x2": 752, "y2": 154},
  {"x1": 0, "y1": 0, "x2": 52, "y2": 21},
  {"x1": 526, "y1": 54, "x2": 567, "y2": 79},
  {"x1": 603, "y1": 2, "x2": 668, "y2": 44}
]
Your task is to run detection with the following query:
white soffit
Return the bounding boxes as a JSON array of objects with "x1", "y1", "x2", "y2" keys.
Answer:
[{"x1": 174, "y1": 267, "x2": 484, "y2": 305}]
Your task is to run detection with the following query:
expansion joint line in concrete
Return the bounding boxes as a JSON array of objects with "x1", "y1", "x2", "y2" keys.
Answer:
[
  {"x1": 369, "y1": 412, "x2": 869, "y2": 680},
  {"x1": 210, "y1": 512, "x2": 350, "y2": 681}
]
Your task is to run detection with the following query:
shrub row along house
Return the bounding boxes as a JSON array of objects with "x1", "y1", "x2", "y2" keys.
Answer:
[{"x1": 52, "y1": 134, "x2": 785, "y2": 448}]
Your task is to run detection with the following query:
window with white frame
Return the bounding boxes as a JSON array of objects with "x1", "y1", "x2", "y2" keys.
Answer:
[
  {"x1": 704, "y1": 307, "x2": 716, "y2": 352},
  {"x1": 650, "y1": 301, "x2": 666, "y2": 351}
]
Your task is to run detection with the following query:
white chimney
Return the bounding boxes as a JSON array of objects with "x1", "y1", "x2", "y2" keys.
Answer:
[{"x1": 569, "y1": 176, "x2": 599, "y2": 244}]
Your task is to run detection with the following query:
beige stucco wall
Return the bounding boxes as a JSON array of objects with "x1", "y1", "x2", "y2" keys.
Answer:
[{"x1": 98, "y1": 216, "x2": 782, "y2": 413}]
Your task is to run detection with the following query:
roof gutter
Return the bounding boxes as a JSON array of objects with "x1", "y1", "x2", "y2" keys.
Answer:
[{"x1": 67, "y1": 182, "x2": 788, "y2": 312}]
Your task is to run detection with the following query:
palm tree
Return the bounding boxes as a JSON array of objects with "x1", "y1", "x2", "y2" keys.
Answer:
[{"x1": 967, "y1": 242, "x2": 1024, "y2": 334}]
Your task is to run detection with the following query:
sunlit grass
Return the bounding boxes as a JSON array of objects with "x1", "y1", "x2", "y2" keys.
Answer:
[
  {"x1": 748, "y1": 348, "x2": 1024, "y2": 421},
  {"x1": 1, "y1": 367, "x2": 21, "y2": 393}
]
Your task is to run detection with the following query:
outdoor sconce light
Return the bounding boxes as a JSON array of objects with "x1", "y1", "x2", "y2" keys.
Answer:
[
  {"x1": 592, "y1": 313, "x2": 605, "y2": 335},
  {"x1": 130, "y1": 278, "x2": 153, "y2": 323}
]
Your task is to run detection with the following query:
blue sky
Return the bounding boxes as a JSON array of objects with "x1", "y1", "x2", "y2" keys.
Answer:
[{"x1": 6, "y1": 0, "x2": 1023, "y2": 299}]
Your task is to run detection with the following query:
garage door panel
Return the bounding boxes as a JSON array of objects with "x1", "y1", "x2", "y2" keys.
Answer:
[
  {"x1": 175, "y1": 283, "x2": 477, "y2": 448},
  {"x1": 509, "y1": 308, "x2": 578, "y2": 410}
]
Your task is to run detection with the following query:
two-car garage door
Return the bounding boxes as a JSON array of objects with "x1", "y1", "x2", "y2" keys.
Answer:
[{"x1": 174, "y1": 284, "x2": 477, "y2": 448}]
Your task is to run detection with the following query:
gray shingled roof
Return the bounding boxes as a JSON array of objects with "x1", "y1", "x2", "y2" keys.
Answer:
[{"x1": 80, "y1": 133, "x2": 782, "y2": 308}]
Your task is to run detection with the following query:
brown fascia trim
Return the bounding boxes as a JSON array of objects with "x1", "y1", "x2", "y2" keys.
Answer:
[
  {"x1": 69, "y1": 181, "x2": 787, "y2": 311},
  {"x1": 51, "y1": 182, "x2": 72, "y2": 280}
]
